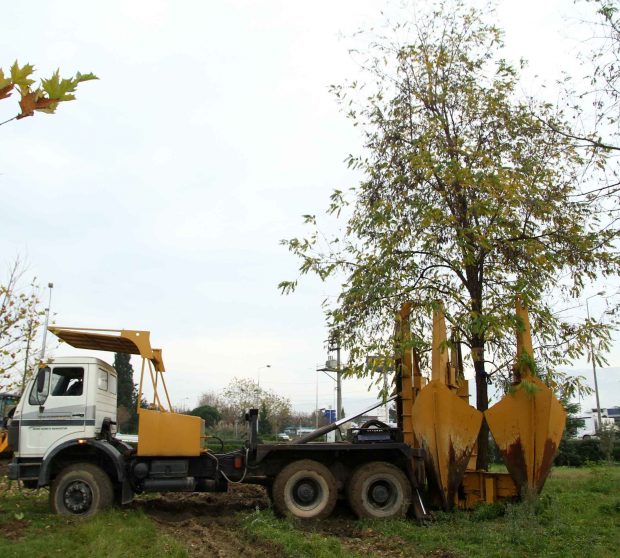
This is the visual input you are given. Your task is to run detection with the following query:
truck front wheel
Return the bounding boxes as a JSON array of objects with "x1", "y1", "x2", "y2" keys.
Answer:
[
  {"x1": 347, "y1": 461, "x2": 411, "y2": 519},
  {"x1": 50, "y1": 463, "x2": 114, "y2": 517},
  {"x1": 272, "y1": 459, "x2": 337, "y2": 519}
]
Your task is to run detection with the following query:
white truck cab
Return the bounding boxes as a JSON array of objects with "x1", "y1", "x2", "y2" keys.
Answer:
[
  {"x1": 8, "y1": 356, "x2": 126, "y2": 501},
  {"x1": 12, "y1": 357, "x2": 117, "y2": 459}
]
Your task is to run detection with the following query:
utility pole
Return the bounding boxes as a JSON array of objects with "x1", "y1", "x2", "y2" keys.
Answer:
[
  {"x1": 328, "y1": 335, "x2": 342, "y2": 420},
  {"x1": 586, "y1": 294, "x2": 604, "y2": 431}
]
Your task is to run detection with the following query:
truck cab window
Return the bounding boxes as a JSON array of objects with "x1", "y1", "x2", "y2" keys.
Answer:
[
  {"x1": 109, "y1": 374, "x2": 117, "y2": 395},
  {"x1": 50, "y1": 367, "x2": 85, "y2": 397},
  {"x1": 28, "y1": 371, "x2": 50, "y2": 405},
  {"x1": 97, "y1": 369, "x2": 108, "y2": 391}
]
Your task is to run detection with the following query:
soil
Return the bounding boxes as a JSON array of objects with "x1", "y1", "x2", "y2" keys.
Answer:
[
  {"x1": 134, "y1": 485, "x2": 432, "y2": 558},
  {"x1": 0, "y1": 518, "x2": 31, "y2": 540},
  {"x1": 133, "y1": 484, "x2": 282, "y2": 558}
]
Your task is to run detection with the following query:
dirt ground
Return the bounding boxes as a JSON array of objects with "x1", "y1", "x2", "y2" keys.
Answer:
[
  {"x1": 134, "y1": 484, "x2": 280, "y2": 558},
  {"x1": 135, "y1": 485, "x2": 419, "y2": 558}
]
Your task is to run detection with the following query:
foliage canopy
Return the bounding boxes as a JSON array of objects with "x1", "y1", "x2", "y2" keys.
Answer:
[{"x1": 281, "y1": 1, "x2": 617, "y2": 413}]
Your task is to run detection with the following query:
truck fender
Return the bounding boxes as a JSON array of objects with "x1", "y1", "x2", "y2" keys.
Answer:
[{"x1": 39, "y1": 439, "x2": 126, "y2": 486}]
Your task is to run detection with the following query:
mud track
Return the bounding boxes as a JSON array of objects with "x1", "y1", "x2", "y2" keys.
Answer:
[
  {"x1": 133, "y1": 485, "x2": 436, "y2": 558},
  {"x1": 133, "y1": 484, "x2": 281, "y2": 558}
]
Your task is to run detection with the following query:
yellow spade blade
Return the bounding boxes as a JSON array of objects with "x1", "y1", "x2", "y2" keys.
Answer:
[
  {"x1": 485, "y1": 377, "x2": 566, "y2": 494},
  {"x1": 412, "y1": 380, "x2": 483, "y2": 510}
]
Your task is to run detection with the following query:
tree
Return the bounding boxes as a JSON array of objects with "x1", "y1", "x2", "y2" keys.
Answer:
[
  {"x1": 559, "y1": 1, "x2": 620, "y2": 152},
  {"x1": 258, "y1": 402, "x2": 273, "y2": 436},
  {"x1": 114, "y1": 352, "x2": 139, "y2": 433},
  {"x1": 1, "y1": 61, "x2": 97, "y2": 127},
  {"x1": 222, "y1": 377, "x2": 291, "y2": 435},
  {"x1": 189, "y1": 405, "x2": 221, "y2": 428},
  {"x1": 0, "y1": 259, "x2": 44, "y2": 393},
  {"x1": 562, "y1": 401, "x2": 586, "y2": 440},
  {"x1": 280, "y1": 1, "x2": 618, "y2": 468}
]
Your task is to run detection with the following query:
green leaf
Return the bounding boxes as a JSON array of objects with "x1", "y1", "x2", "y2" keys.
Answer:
[{"x1": 10, "y1": 61, "x2": 35, "y2": 88}]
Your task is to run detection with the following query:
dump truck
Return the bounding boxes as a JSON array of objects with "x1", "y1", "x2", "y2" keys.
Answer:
[{"x1": 6, "y1": 300, "x2": 566, "y2": 519}]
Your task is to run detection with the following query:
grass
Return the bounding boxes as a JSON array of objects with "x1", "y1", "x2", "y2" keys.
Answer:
[
  {"x1": 242, "y1": 465, "x2": 620, "y2": 558},
  {"x1": 243, "y1": 509, "x2": 357, "y2": 558},
  {"x1": 0, "y1": 479, "x2": 186, "y2": 558},
  {"x1": 1, "y1": 465, "x2": 619, "y2": 557}
]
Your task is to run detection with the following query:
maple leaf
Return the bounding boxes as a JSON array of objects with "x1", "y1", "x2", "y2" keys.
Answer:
[
  {"x1": 41, "y1": 70, "x2": 99, "y2": 102},
  {"x1": 17, "y1": 90, "x2": 56, "y2": 119},
  {"x1": 75, "y1": 72, "x2": 98, "y2": 83},
  {"x1": 0, "y1": 69, "x2": 13, "y2": 101},
  {"x1": 17, "y1": 91, "x2": 37, "y2": 118},
  {"x1": 10, "y1": 61, "x2": 35, "y2": 89}
]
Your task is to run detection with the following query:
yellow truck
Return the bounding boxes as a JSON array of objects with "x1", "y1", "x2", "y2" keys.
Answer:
[{"x1": 6, "y1": 300, "x2": 565, "y2": 519}]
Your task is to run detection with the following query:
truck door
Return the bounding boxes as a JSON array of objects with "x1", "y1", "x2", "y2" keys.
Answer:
[{"x1": 18, "y1": 366, "x2": 88, "y2": 457}]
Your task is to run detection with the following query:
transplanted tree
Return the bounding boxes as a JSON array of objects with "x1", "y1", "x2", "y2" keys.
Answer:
[{"x1": 280, "y1": 1, "x2": 619, "y2": 468}]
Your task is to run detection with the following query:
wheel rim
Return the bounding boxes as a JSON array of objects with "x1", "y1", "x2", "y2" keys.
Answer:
[
  {"x1": 292, "y1": 477, "x2": 322, "y2": 508},
  {"x1": 366, "y1": 478, "x2": 398, "y2": 510},
  {"x1": 63, "y1": 480, "x2": 93, "y2": 514}
]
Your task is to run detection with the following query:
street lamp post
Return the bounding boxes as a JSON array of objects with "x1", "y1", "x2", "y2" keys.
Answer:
[
  {"x1": 585, "y1": 292, "x2": 605, "y2": 431},
  {"x1": 39, "y1": 282, "x2": 54, "y2": 361}
]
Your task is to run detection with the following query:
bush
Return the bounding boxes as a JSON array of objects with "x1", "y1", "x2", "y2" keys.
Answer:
[
  {"x1": 554, "y1": 437, "x2": 620, "y2": 466},
  {"x1": 189, "y1": 404, "x2": 221, "y2": 428}
]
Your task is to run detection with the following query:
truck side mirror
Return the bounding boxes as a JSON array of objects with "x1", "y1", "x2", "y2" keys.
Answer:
[{"x1": 36, "y1": 367, "x2": 50, "y2": 406}]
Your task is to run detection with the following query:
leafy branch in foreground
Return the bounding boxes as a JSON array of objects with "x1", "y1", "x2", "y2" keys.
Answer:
[{"x1": 0, "y1": 61, "x2": 97, "y2": 126}]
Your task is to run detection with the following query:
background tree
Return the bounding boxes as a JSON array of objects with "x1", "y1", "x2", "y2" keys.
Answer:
[
  {"x1": 0, "y1": 259, "x2": 44, "y2": 393},
  {"x1": 258, "y1": 402, "x2": 273, "y2": 436},
  {"x1": 562, "y1": 401, "x2": 586, "y2": 440},
  {"x1": 114, "y1": 352, "x2": 139, "y2": 433},
  {"x1": 197, "y1": 390, "x2": 238, "y2": 426},
  {"x1": 281, "y1": 1, "x2": 618, "y2": 468},
  {"x1": 221, "y1": 377, "x2": 291, "y2": 436},
  {"x1": 0, "y1": 61, "x2": 97, "y2": 127}
]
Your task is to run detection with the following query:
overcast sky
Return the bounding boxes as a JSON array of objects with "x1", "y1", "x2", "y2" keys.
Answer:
[{"x1": 2, "y1": 0, "x2": 618, "y2": 417}]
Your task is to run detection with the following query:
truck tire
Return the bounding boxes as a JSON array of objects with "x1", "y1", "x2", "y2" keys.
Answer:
[
  {"x1": 272, "y1": 459, "x2": 337, "y2": 519},
  {"x1": 347, "y1": 461, "x2": 411, "y2": 519},
  {"x1": 50, "y1": 463, "x2": 114, "y2": 517}
]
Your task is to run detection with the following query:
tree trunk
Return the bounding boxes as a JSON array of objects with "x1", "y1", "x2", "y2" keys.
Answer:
[{"x1": 472, "y1": 345, "x2": 489, "y2": 470}]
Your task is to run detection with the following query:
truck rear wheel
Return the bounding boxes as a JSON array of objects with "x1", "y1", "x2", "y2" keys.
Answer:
[
  {"x1": 272, "y1": 459, "x2": 337, "y2": 519},
  {"x1": 347, "y1": 461, "x2": 411, "y2": 519},
  {"x1": 50, "y1": 463, "x2": 114, "y2": 517}
]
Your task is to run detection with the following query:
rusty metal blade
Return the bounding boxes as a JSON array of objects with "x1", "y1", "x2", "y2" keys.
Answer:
[
  {"x1": 485, "y1": 377, "x2": 566, "y2": 494},
  {"x1": 412, "y1": 380, "x2": 483, "y2": 510}
]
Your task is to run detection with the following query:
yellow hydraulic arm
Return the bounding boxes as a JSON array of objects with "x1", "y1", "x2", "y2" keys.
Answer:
[{"x1": 48, "y1": 326, "x2": 203, "y2": 457}]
